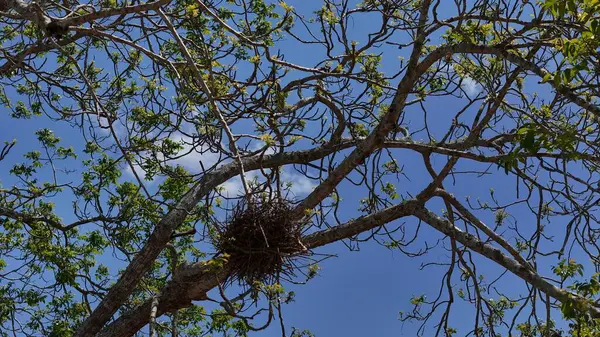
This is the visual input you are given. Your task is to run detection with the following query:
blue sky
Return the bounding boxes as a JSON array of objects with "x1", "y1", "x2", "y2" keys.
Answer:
[
  {"x1": 215, "y1": 1, "x2": 582, "y2": 336},
  {"x1": 0, "y1": 0, "x2": 592, "y2": 335}
]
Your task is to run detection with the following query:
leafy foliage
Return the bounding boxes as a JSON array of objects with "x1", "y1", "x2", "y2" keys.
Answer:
[{"x1": 2, "y1": 0, "x2": 600, "y2": 336}]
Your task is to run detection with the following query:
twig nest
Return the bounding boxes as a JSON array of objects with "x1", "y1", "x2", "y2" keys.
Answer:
[{"x1": 214, "y1": 196, "x2": 306, "y2": 285}]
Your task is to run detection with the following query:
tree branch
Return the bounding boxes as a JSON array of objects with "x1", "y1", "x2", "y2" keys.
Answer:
[
  {"x1": 74, "y1": 143, "x2": 362, "y2": 336},
  {"x1": 410, "y1": 205, "x2": 600, "y2": 319},
  {"x1": 97, "y1": 199, "x2": 422, "y2": 337}
]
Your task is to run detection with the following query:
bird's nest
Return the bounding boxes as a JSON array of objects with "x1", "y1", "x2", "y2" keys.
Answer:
[{"x1": 214, "y1": 196, "x2": 308, "y2": 286}]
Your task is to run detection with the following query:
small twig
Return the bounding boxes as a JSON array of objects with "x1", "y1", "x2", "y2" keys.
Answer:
[
  {"x1": 0, "y1": 140, "x2": 16, "y2": 162},
  {"x1": 157, "y1": 8, "x2": 250, "y2": 199},
  {"x1": 52, "y1": 41, "x2": 152, "y2": 200}
]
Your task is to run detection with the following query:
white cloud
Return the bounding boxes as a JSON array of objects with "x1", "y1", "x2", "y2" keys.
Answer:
[
  {"x1": 124, "y1": 162, "x2": 147, "y2": 181},
  {"x1": 219, "y1": 171, "x2": 259, "y2": 197},
  {"x1": 218, "y1": 169, "x2": 316, "y2": 198},
  {"x1": 122, "y1": 133, "x2": 316, "y2": 197},
  {"x1": 123, "y1": 134, "x2": 221, "y2": 181},
  {"x1": 250, "y1": 140, "x2": 276, "y2": 155},
  {"x1": 167, "y1": 135, "x2": 220, "y2": 173},
  {"x1": 461, "y1": 77, "x2": 481, "y2": 97},
  {"x1": 219, "y1": 179, "x2": 243, "y2": 197},
  {"x1": 281, "y1": 170, "x2": 316, "y2": 195}
]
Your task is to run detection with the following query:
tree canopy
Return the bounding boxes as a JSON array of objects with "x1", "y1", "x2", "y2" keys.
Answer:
[{"x1": 2, "y1": 0, "x2": 600, "y2": 336}]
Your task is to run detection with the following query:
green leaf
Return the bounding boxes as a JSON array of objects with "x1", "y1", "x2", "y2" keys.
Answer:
[{"x1": 521, "y1": 130, "x2": 536, "y2": 152}]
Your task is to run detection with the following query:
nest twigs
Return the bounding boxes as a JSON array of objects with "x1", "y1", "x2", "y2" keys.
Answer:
[{"x1": 214, "y1": 196, "x2": 308, "y2": 286}]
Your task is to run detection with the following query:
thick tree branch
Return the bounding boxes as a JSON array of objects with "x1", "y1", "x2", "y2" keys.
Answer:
[
  {"x1": 98, "y1": 200, "x2": 422, "y2": 337},
  {"x1": 74, "y1": 143, "x2": 363, "y2": 336},
  {"x1": 291, "y1": 0, "x2": 434, "y2": 218},
  {"x1": 79, "y1": 38, "x2": 600, "y2": 336},
  {"x1": 0, "y1": 0, "x2": 170, "y2": 35},
  {"x1": 69, "y1": 24, "x2": 600, "y2": 337},
  {"x1": 432, "y1": 189, "x2": 533, "y2": 270},
  {"x1": 410, "y1": 205, "x2": 600, "y2": 319},
  {"x1": 100, "y1": 191, "x2": 600, "y2": 336},
  {"x1": 0, "y1": 0, "x2": 50, "y2": 27}
]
